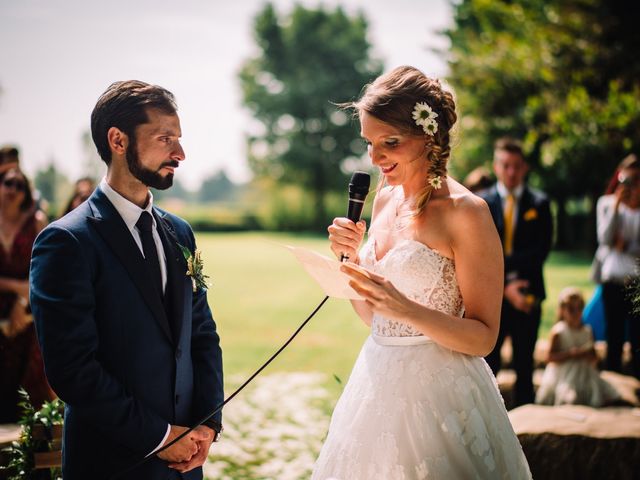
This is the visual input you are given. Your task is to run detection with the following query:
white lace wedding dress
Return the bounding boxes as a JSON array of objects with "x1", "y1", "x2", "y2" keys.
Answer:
[{"x1": 312, "y1": 238, "x2": 532, "y2": 480}]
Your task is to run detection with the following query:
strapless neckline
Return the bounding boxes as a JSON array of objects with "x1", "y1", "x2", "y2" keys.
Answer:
[
  {"x1": 359, "y1": 237, "x2": 464, "y2": 339},
  {"x1": 372, "y1": 238, "x2": 453, "y2": 265}
]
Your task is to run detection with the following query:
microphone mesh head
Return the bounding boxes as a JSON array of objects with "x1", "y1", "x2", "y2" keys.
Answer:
[{"x1": 349, "y1": 171, "x2": 371, "y2": 192}]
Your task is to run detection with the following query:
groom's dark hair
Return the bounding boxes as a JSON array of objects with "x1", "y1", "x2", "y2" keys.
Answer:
[{"x1": 91, "y1": 80, "x2": 177, "y2": 165}]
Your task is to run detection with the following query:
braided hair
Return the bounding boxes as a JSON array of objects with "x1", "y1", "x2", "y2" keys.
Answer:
[{"x1": 350, "y1": 66, "x2": 457, "y2": 217}]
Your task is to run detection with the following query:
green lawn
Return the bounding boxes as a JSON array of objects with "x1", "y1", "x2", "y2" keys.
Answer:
[
  {"x1": 198, "y1": 232, "x2": 367, "y2": 392},
  {"x1": 197, "y1": 232, "x2": 594, "y2": 387}
]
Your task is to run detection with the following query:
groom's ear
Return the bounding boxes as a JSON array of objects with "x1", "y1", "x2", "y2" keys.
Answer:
[{"x1": 107, "y1": 127, "x2": 128, "y2": 156}]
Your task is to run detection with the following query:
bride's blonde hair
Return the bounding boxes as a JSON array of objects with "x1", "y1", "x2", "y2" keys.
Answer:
[{"x1": 348, "y1": 66, "x2": 457, "y2": 217}]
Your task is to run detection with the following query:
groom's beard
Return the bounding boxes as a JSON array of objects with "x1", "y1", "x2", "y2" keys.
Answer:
[{"x1": 126, "y1": 141, "x2": 177, "y2": 191}]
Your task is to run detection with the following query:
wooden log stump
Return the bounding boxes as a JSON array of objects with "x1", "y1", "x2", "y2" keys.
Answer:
[{"x1": 509, "y1": 404, "x2": 640, "y2": 480}]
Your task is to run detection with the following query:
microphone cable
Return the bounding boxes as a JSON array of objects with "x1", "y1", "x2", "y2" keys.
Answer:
[{"x1": 111, "y1": 295, "x2": 330, "y2": 479}]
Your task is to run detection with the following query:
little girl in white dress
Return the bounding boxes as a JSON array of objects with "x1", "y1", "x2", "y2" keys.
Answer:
[{"x1": 536, "y1": 287, "x2": 620, "y2": 407}]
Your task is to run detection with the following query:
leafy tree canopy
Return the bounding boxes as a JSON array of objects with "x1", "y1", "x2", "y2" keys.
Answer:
[
  {"x1": 446, "y1": 0, "x2": 640, "y2": 200},
  {"x1": 239, "y1": 3, "x2": 382, "y2": 224}
]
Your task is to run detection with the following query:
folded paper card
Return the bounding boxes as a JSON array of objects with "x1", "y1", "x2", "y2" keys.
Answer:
[{"x1": 286, "y1": 245, "x2": 364, "y2": 300}]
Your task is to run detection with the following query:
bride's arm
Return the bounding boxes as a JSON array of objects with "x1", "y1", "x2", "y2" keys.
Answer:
[
  {"x1": 328, "y1": 188, "x2": 392, "y2": 326},
  {"x1": 343, "y1": 195, "x2": 503, "y2": 356}
]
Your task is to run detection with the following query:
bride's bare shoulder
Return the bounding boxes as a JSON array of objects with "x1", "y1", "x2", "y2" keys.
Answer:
[{"x1": 445, "y1": 178, "x2": 493, "y2": 227}]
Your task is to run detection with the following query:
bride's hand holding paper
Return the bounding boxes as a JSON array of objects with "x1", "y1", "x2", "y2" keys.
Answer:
[{"x1": 340, "y1": 262, "x2": 416, "y2": 323}]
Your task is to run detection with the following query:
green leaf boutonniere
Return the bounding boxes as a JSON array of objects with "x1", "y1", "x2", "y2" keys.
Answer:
[{"x1": 178, "y1": 244, "x2": 210, "y2": 292}]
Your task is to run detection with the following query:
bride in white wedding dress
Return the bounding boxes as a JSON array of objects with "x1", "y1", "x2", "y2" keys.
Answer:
[{"x1": 312, "y1": 66, "x2": 532, "y2": 479}]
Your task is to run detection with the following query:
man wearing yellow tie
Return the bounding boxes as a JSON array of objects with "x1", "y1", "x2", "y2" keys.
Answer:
[{"x1": 481, "y1": 137, "x2": 553, "y2": 407}]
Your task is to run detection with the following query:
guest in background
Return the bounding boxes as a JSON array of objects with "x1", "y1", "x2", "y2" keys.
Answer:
[
  {"x1": 0, "y1": 146, "x2": 20, "y2": 177},
  {"x1": 593, "y1": 153, "x2": 640, "y2": 378},
  {"x1": 463, "y1": 165, "x2": 493, "y2": 195},
  {"x1": 481, "y1": 137, "x2": 553, "y2": 406},
  {"x1": 0, "y1": 166, "x2": 54, "y2": 422},
  {"x1": 62, "y1": 177, "x2": 96, "y2": 216},
  {"x1": 0, "y1": 145, "x2": 50, "y2": 218},
  {"x1": 535, "y1": 287, "x2": 620, "y2": 407}
]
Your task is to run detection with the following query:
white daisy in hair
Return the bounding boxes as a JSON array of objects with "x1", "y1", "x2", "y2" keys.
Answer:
[
  {"x1": 429, "y1": 175, "x2": 443, "y2": 190},
  {"x1": 412, "y1": 101, "x2": 439, "y2": 135},
  {"x1": 423, "y1": 118, "x2": 438, "y2": 135}
]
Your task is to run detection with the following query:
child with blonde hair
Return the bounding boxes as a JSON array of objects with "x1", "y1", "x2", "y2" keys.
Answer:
[{"x1": 536, "y1": 287, "x2": 620, "y2": 406}]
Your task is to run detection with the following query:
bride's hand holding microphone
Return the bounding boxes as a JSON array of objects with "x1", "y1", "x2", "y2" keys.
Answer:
[
  {"x1": 328, "y1": 218, "x2": 366, "y2": 263},
  {"x1": 330, "y1": 171, "x2": 370, "y2": 262}
]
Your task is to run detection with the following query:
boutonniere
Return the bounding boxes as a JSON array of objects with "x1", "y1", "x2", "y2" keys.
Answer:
[
  {"x1": 178, "y1": 244, "x2": 210, "y2": 292},
  {"x1": 524, "y1": 208, "x2": 538, "y2": 221}
]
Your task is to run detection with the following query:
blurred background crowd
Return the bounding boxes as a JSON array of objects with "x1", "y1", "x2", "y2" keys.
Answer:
[{"x1": 0, "y1": 0, "x2": 639, "y2": 477}]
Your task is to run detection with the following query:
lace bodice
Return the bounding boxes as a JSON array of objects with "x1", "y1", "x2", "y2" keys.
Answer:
[{"x1": 359, "y1": 238, "x2": 464, "y2": 338}]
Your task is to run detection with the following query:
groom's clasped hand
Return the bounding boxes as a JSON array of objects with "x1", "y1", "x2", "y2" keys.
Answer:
[{"x1": 158, "y1": 425, "x2": 214, "y2": 473}]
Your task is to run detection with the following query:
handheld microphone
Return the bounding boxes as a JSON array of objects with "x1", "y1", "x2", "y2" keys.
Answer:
[{"x1": 341, "y1": 171, "x2": 371, "y2": 261}]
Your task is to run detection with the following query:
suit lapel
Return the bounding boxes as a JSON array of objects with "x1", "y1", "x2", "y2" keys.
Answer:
[
  {"x1": 154, "y1": 209, "x2": 186, "y2": 343},
  {"x1": 514, "y1": 187, "x2": 533, "y2": 244},
  {"x1": 87, "y1": 189, "x2": 173, "y2": 343}
]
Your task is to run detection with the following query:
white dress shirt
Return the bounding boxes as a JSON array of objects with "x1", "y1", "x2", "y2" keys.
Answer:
[{"x1": 100, "y1": 179, "x2": 167, "y2": 291}]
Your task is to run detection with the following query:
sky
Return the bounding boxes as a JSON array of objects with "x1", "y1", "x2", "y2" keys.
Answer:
[{"x1": 0, "y1": 0, "x2": 452, "y2": 190}]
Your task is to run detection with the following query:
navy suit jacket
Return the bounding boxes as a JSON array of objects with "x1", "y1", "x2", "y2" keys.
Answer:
[
  {"x1": 481, "y1": 184, "x2": 553, "y2": 300},
  {"x1": 30, "y1": 187, "x2": 223, "y2": 480}
]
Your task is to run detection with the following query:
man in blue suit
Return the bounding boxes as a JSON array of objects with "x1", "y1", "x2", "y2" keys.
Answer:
[
  {"x1": 30, "y1": 80, "x2": 224, "y2": 479},
  {"x1": 481, "y1": 137, "x2": 553, "y2": 407}
]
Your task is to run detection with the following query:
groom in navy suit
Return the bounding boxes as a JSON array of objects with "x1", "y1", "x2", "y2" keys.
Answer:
[
  {"x1": 30, "y1": 81, "x2": 223, "y2": 479},
  {"x1": 481, "y1": 137, "x2": 553, "y2": 407}
]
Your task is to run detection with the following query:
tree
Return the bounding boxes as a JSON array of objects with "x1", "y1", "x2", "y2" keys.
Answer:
[
  {"x1": 34, "y1": 160, "x2": 69, "y2": 216},
  {"x1": 198, "y1": 170, "x2": 236, "y2": 203},
  {"x1": 151, "y1": 177, "x2": 191, "y2": 202},
  {"x1": 239, "y1": 3, "x2": 382, "y2": 227},
  {"x1": 445, "y1": 0, "x2": 640, "y2": 247}
]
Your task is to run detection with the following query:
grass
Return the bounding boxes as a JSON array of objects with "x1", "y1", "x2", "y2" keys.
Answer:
[
  {"x1": 542, "y1": 250, "x2": 595, "y2": 334},
  {"x1": 198, "y1": 232, "x2": 367, "y2": 394},
  {"x1": 197, "y1": 232, "x2": 595, "y2": 389}
]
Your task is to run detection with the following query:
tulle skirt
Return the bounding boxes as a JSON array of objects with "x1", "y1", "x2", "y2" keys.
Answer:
[{"x1": 312, "y1": 335, "x2": 532, "y2": 480}]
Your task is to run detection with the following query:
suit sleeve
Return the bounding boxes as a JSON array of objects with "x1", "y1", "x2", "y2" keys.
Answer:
[
  {"x1": 186, "y1": 229, "x2": 224, "y2": 426},
  {"x1": 30, "y1": 225, "x2": 168, "y2": 454}
]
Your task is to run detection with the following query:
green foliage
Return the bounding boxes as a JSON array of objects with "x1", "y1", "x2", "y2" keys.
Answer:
[
  {"x1": 239, "y1": 3, "x2": 382, "y2": 225},
  {"x1": 446, "y1": 0, "x2": 640, "y2": 200},
  {"x1": 198, "y1": 170, "x2": 237, "y2": 203},
  {"x1": 1, "y1": 389, "x2": 64, "y2": 480},
  {"x1": 33, "y1": 162, "x2": 70, "y2": 218},
  {"x1": 151, "y1": 177, "x2": 193, "y2": 202}
]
